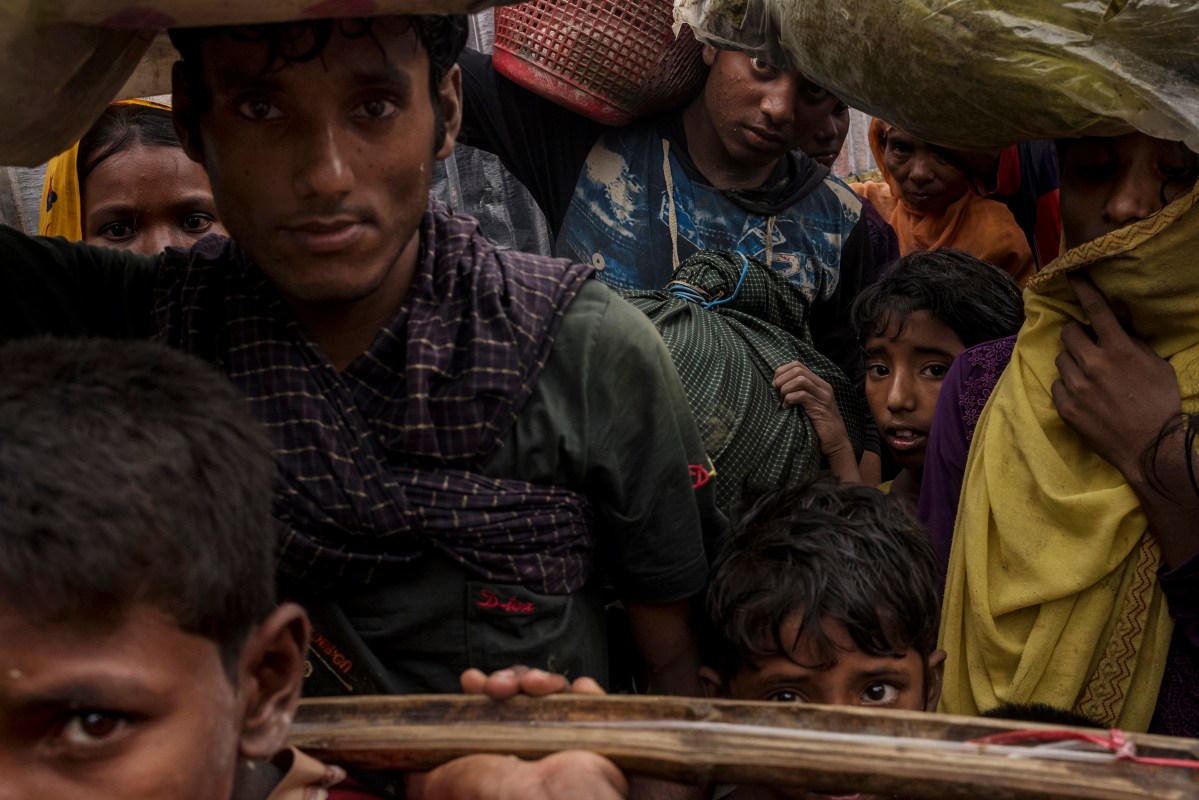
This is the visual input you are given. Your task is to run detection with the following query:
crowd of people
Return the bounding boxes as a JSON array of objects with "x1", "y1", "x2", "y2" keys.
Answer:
[{"x1": 0, "y1": 10, "x2": 1196, "y2": 800}]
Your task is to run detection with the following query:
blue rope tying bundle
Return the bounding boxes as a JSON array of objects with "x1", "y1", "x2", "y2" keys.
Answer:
[{"x1": 667, "y1": 252, "x2": 751, "y2": 310}]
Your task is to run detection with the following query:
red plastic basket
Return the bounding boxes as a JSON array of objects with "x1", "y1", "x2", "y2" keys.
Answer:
[{"x1": 493, "y1": 0, "x2": 706, "y2": 126}]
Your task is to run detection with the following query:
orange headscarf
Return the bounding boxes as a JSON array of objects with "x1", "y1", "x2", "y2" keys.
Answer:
[
  {"x1": 854, "y1": 119, "x2": 1035, "y2": 287},
  {"x1": 39, "y1": 98, "x2": 172, "y2": 241}
]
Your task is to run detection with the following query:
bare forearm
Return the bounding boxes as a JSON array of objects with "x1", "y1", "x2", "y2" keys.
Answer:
[
  {"x1": 1125, "y1": 427, "x2": 1199, "y2": 570},
  {"x1": 825, "y1": 442, "x2": 862, "y2": 485},
  {"x1": 858, "y1": 450, "x2": 882, "y2": 486},
  {"x1": 623, "y1": 600, "x2": 704, "y2": 697}
]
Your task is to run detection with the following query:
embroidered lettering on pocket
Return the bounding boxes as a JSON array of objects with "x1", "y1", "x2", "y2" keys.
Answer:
[{"x1": 465, "y1": 581, "x2": 606, "y2": 683}]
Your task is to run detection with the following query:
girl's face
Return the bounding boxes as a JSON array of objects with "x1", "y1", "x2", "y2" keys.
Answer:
[
  {"x1": 1059, "y1": 133, "x2": 1199, "y2": 249},
  {"x1": 82, "y1": 143, "x2": 226, "y2": 256},
  {"x1": 864, "y1": 310, "x2": 967, "y2": 472},
  {"x1": 883, "y1": 128, "x2": 971, "y2": 215}
]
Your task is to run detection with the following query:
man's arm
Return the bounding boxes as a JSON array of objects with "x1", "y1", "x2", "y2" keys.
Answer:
[
  {"x1": 581, "y1": 290, "x2": 726, "y2": 697},
  {"x1": 457, "y1": 49, "x2": 610, "y2": 235},
  {"x1": 0, "y1": 225, "x2": 156, "y2": 340}
]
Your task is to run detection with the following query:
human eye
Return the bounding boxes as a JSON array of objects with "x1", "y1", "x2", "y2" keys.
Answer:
[
  {"x1": 750, "y1": 57, "x2": 779, "y2": 78},
  {"x1": 766, "y1": 689, "x2": 803, "y2": 703},
  {"x1": 922, "y1": 363, "x2": 951, "y2": 379},
  {"x1": 236, "y1": 98, "x2": 282, "y2": 121},
  {"x1": 865, "y1": 362, "x2": 890, "y2": 379},
  {"x1": 860, "y1": 683, "x2": 899, "y2": 706},
  {"x1": 1157, "y1": 149, "x2": 1199, "y2": 197},
  {"x1": 99, "y1": 222, "x2": 135, "y2": 242},
  {"x1": 181, "y1": 213, "x2": 215, "y2": 234},
  {"x1": 800, "y1": 80, "x2": 831, "y2": 101},
  {"x1": 43, "y1": 710, "x2": 132, "y2": 758},
  {"x1": 351, "y1": 96, "x2": 400, "y2": 122},
  {"x1": 1066, "y1": 144, "x2": 1116, "y2": 182}
]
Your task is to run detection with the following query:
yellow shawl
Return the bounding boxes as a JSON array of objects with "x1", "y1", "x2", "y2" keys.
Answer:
[
  {"x1": 939, "y1": 181, "x2": 1199, "y2": 731},
  {"x1": 39, "y1": 98, "x2": 171, "y2": 241}
]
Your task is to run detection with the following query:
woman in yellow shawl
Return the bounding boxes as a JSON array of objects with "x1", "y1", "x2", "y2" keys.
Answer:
[
  {"x1": 41, "y1": 99, "x2": 225, "y2": 255},
  {"x1": 935, "y1": 131, "x2": 1199, "y2": 736},
  {"x1": 854, "y1": 119, "x2": 1035, "y2": 287}
]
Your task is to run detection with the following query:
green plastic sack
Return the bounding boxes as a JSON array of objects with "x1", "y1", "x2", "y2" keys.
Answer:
[
  {"x1": 674, "y1": 0, "x2": 1199, "y2": 150},
  {"x1": 623, "y1": 251, "x2": 864, "y2": 513}
]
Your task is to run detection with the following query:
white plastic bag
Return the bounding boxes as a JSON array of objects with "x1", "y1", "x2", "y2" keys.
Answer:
[{"x1": 675, "y1": 0, "x2": 1199, "y2": 151}]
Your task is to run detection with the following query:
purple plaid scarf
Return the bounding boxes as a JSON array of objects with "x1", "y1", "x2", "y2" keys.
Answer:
[{"x1": 153, "y1": 201, "x2": 595, "y2": 593}]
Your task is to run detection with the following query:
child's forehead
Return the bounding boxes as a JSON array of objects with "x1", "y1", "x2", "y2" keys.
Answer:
[
  {"x1": 863, "y1": 309, "x2": 964, "y2": 353},
  {"x1": 743, "y1": 618, "x2": 920, "y2": 681},
  {"x1": 0, "y1": 603, "x2": 225, "y2": 695}
]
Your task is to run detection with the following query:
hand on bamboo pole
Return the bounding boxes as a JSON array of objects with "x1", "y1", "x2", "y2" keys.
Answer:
[
  {"x1": 411, "y1": 751, "x2": 629, "y2": 800},
  {"x1": 404, "y1": 668, "x2": 627, "y2": 800},
  {"x1": 461, "y1": 665, "x2": 606, "y2": 700}
]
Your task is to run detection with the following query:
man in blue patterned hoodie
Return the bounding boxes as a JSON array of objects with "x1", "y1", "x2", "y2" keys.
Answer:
[{"x1": 460, "y1": 43, "x2": 880, "y2": 476}]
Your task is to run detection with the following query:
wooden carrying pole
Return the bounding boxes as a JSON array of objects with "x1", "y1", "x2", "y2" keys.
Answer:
[{"x1": 290, "y1": 695, "x2": 1199, "y2": 800}]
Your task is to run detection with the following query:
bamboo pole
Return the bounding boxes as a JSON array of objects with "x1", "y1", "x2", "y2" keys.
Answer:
[{"x1": 289, "y1": 695, "x2": 1199, "y2": 800}]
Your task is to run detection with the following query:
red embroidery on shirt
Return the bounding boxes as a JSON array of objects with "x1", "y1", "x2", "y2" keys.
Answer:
[
  {"x1": 689, "y1": 463, "x2": 711, "y2": 489},
  {"x1": 476, "y1": 589, "x2": 535, "y2": 614},
  {"x1": 311, "y1": 631, "x2": 353, "y2": 674}
]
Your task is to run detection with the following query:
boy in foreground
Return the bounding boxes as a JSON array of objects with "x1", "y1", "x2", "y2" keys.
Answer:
[
  {"x1": 700, "y1": 478, "x2": 945, "y2": 800},
  {"x1": 0, "y1": 337, "x2": 625, "y2": 800}
]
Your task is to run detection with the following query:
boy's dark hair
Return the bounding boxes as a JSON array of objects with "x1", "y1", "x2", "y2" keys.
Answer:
[
  {"x1": 0, "y1": 338, "x2": 277, "y2": 674},
  {"x1": 78, "y1": 103, "x2": 180, "y2": 187},
  {"x1": 704, "y1": 477, "x2": 940, "y2": 679},
  {"x1": 169, "y1": 15, "x2": 468, "y2": 147},
  {"x1": 851, "y1": 249, "x2": 1024, "y2": 348},
  {"x1": 982, "y1": 703, "x2": 1105, "y2": 730}
]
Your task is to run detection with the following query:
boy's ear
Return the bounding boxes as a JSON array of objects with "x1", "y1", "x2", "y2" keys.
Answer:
[
  {"x1": 698, "y1": 666, "x2": 726, "y2": 699},
  {"x1": 171, "y1": 61, "x2": 206, "y2": 167},
  {"x1": 701, "y1": 44, "x2": 718, "y2": 68},
  {"x1": 236, "y1": 602, "x2": 311, "y2": 760},
  {"x1": 924, "y1": 649, "x2": 947, "y2": 713},
  {"x1": 434, "y1": 63, "x2": 463, "y2": 161}
]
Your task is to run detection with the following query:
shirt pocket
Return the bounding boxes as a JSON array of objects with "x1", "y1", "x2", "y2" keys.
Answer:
[{"x1": 465, "y1": 580, "x2": 607, "y2": 684}]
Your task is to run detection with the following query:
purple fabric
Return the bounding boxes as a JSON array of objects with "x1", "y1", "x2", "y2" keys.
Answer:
[
  {"x1": 152, "y1": 200, "x2": 597, "y2": 593},
  {"x1": 860, "y1": 195, "x2": 901, "y2": 283},
  {"x1": 918, "y1": 336, "x2": 1016, "y2": 581},
  {"x1": 918, "y1": 336, "x2": 1199, "y2": 736}
]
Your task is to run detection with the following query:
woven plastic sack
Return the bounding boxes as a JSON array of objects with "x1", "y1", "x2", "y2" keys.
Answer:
[
  {"x1": 0, "y1": 0, "x2": 507, "y2": 166},
  {"x1": 674, "y1": 0, "x2": 1199, "y2": 151}
]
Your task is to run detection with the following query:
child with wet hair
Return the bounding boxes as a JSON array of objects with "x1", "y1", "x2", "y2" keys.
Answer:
[
  {"x1": 775, "y1": 249, "x2": 1023, "y2": 504},
  {"x1": 700, "y1": 476, "x2": 945, "y2": 800}
]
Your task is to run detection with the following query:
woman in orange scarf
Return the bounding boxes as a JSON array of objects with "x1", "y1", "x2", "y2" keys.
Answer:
[{"x1": 855, "y1": 119, "x2": 1035, "y2": 287}]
